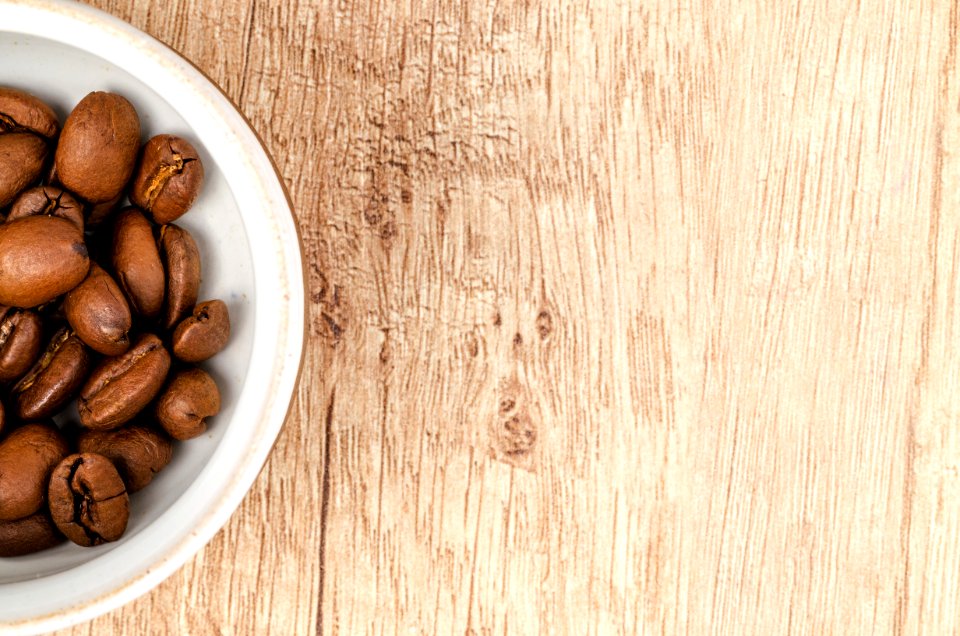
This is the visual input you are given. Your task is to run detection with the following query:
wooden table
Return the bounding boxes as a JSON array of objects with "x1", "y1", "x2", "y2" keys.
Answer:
[{"x1": 62, "y1": 1, "x2": 960, "y2": 634}]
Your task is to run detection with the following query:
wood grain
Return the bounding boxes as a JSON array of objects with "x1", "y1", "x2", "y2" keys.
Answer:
[{"x1": 59, "y1": 0, "x2": 960, "y2": 633}]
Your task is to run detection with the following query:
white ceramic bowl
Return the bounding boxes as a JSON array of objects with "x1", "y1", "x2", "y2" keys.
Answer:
[{"x1": 0, "y1": 0, "x2": 305, "y2": 632}]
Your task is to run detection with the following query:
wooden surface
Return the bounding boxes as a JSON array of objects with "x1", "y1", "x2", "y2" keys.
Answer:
[{"x1": 59, "y1": 0, "x2": 960, "y2": 634}]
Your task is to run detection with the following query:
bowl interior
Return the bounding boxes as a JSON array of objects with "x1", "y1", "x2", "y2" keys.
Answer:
[{"x1": 0, "y1": 33, "x2": 254, "y2": 588}]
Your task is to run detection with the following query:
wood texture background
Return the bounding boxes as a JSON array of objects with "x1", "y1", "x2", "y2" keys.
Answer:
[{"x1": 58, "y1": 0, "x2": 960, "y2": 633}]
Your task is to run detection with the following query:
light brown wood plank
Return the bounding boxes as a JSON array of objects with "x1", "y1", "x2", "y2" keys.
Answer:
[{"x1": 56, "y1": 0, "x2": 960, "y2": 634}]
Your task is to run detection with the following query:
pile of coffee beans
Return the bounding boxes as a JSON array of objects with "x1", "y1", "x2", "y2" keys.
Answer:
[{"x1": 0, "y1": 87, "x2": 230, "y2": 556}]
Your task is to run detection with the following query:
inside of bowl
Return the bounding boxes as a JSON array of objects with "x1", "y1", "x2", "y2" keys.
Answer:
[{"x1": 0, "y1": 33, "x2": 255, "y2": 584}]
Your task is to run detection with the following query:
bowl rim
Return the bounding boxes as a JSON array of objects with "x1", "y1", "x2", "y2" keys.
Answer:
[{"x1": 0, "y1": 0, "x2": 307, "y2": 632}]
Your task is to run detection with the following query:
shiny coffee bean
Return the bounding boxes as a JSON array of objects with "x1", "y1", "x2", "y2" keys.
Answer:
[
  {"x1": 0, "y1": 423, "x2": 69, "y2": 521},
  {"x1": 159, "y1": 224, "x2": 200, "y2": 330},
  {"x1": 14, "y1": 328, "x2": 92, "y2": 420},
  {"x1": 171, "y1": 300, "x2": 230, "y2": 363},
  {"x1": 156, "y1": 367, "x2": 221, "y2": 440},
  {"x1": 78, "y1": 333, "x2": 171, "y2": 431},
  {"x1": 0, "y1": 216, "x2": 90, "y2": 308},
  {"x1": 0, "y1": 87, "x2": 59, "y2": 139},
  {"x1": 111, "y1": 208, "x2": 164, "y2": 318},
  {"x1": 55, "y1": 92, "x2": 141, "y2": 204},
  {"x1": 77, "y1": 425, "x2": 173, "y2": 493},
  {"x1": 0, "y1": 307, "x2": 43, "y2": 383},
  {"x1": 0, "y1": 512, "x2": 64, "y2": 557},
  {"x1": 0, "y1": 132, "x2": 47, "y2": 208},
  {"x1": 64, "y1": 263, "x2": 132, "y2": 356},
  {"x1": 130, "y1": 135, "x2": 204, "y2": 224},
  {"x1": 7, "y1": 185, "x2": 84, "y2": 230},
  {"x1": 48, "y1": 453, "x2": 129, "y2": 547}
]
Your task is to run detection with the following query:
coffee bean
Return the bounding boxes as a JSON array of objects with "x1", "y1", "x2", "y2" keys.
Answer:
[
  {"x1": 48, "y1": 453, "x2": 129, "y2": 547},
  {"x1": 159, "y1": 224, "x2": 200, "y2": 330},
  {"x1": 156, "y1": 368, "x2": 221, "y2": 440},
  {"x1": 0, "y1": 216, "x2": 90, "y2": 308},
  {"x1": 0, "y1": 87, "x2": 59, "y2": 139},
  {"x1": 0, "y1": 132, "x2": 47, "y2": 208},
  {"x1": 7, "y1": 185, "x2": 84, "y2": 230},
  {"x1": 77, "y1": 425, "x2": 173, "y2": 493},
  {"x1": 78, "y1": 333, "x2": 171, "y2": 431},
  {"x1": 86, "y1": 193, "x2": 124, "y2": 227},
  {"x1": 0, "y1": 87, "x2": 232, "y2": 553},
  {"x1": 111, "y1": 208, "x2": 164, "y2": 318},
  {"x1": 0, "y1": 423, "x2": 69, "y2": 521},
  {"x1": 0, "y1": 307, "x2": 43, "y2": 382},
  {"x1": 130, "y1": 135, "x2": 204, "y2": 224},
  {"x1": 171, "y1": 300, "x2": 230, "y2": 363},
  {"x1": 0, "y1": 512, "x2": 64, "y2": 557},
  {"x1": 14, "y1": 328, "x2": 92, "y2": 420},
  {"x1": 55, "y1": 92, "x2": 141, "y2": 204},
  {"x1": 64, "y1": 263, "x2": 132, "y2": 356}
]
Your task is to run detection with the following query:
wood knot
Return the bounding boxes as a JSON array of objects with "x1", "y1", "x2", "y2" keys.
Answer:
[
  {"x1": 498, "y1": 414, "x2": 537, "y2": 457},
  {"x1": 493, "y1": 311, "x2": 502, "y2": 327},
  {"x1": 379, "y1": 220, "x2": 397, "y2": 241},
  {"x1": 536, "y1": 311, "x2": 553, "y2": 339},
  {"x1": 513, "y1": 333, "x2": 523, "y2": 348}
]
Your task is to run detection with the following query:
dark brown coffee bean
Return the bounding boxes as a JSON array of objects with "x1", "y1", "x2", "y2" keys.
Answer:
[
  {"x1": 130, "y1": 135, "x2": 204, "y2": 224},
  {"x1": 14, "y1": 328, "x2": 92, "y2": 420},
  {"x1": 0, "y1": 216, "x2": 90, "y2": 308},
  {"x1": 55, "y1": 92, "x2": 141, "y2": 204},
  {"x1": 78, "y1": 333, "x2": 171, "y2": 431},
  {"x1": 111, "y1": 208, "x2": 164, "y2": 318},
  {"x1": 77, "y1": 425, "x2": 173, "y2": 493},
  {"x1": 0, "y1": 132, "x2": 46, "y2": 208},
  {"x1": 48, "y1": 453, "x2": 129, "y2": 547},
  {"x1": 0, "y1": 87, "x2": 59, "y2": 139},
  {"x1": 64, "y1": 263, "x2": 132, "y2": 356},
  {"x1": 0, "y1": 307, "x2": 43, "y2": 382},
  {"x1": 0, "y1": 423, "x2": 68, "y2": 521},
  {"x1": 85, "y1": 193, "x2": 123, "y2": 227},
  {"x1": 156, "y1": 368, "x2": 221, "y2": 440},
  {"x1": 159, "y1": 224, "x2": 200, "y2": 330},
  {"x1": 7, "y1": 185, "x2": 84, "y2": 230},
  {"x1": 0, "y1": 512, "x2": 64, "y2": 557},
  {"x1": 171, "y1": 300, "x2": 230, "y2": 363}
]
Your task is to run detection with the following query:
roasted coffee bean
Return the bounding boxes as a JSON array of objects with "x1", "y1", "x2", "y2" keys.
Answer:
[
  {"x1": 7, "y1": 185, "x2": 84, "y2": 230},
  {"x1": 0, "y1": 87, "x2": 58, "y2": 139},
  {"x1": 77, "y1": 425, "x2": 173, "y2": 493},
  {"x1": 0, "y1": 307, "x2": 43, "y2": 382},
  {"x1": 111, "y1": 208, "x2": 164, "y2": 318},
  {"x1": 15, "y1": 328, "x2": 92, "y2": 420},
  {"x1": 0, "y1": 216, "x2": 90, "y2": 308},
  {"x1": 130, "y1": 135, "x2": 204, "y2": 224},
  {"x1": 48, "y1": 453, "x2": 129, "y2": 547},
  {"x1": 0, "y1": 512, "x2": 64, "y2": 557},
  {"x1": 55, "y1": 92, "x2": 140, "y2": 204},
  {"x1": 78, "y1": 333, "x2": 171, "y2": 430},
  {"x1": 171, "y1": 300, "x2": 230, "y2": 363},
  {"x1": 0, "y1": 87, "x2": 232, "y2": 554},
  {"x1": 156, "y1": 368, "x2": 221, "y2": 440},
  {"x1": 86, "y1": 193, "x2": 123, "y2": 227},
  {"x1": 0, "y1": 132, "x2": 46, "y2": 208},
  {"x1": 64, "y1": 263, "x2": 132, "y2": 356},
  {"x1": 159, "y1": 224, "x2": 200, "y2": 330},
  {"x1": 0, "y1": 423, "x2": 68, "y2": 521}
]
